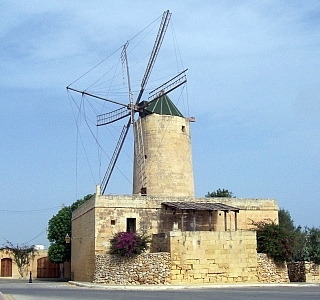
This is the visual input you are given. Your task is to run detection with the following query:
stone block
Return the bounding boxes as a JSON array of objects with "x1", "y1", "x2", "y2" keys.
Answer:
[{"x1": 193, "y1": 273, "x2": 202, "y2": 279}]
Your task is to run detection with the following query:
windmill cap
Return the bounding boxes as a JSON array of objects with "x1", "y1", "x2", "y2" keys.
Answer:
[{"x1": 143, "y1": 94, "x2": 184, "y2": 117}]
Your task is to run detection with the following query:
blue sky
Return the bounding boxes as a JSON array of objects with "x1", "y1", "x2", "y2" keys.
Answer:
[{"x1": 1, "y1": 1, "x2": 320, "y2": 247}]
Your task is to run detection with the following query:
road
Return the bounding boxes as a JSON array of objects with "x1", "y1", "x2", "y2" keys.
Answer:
[{"x1": 0, "y1": 279, "x2": 319, "y2": 300}]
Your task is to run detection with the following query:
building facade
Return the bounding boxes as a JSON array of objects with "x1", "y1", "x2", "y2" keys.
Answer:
[
  {"x1": 0, "y1": 249, "x2": 60, "y2": 279},
  {"x1": 71, "y1": 186, "x2": 278, "y2": 282}
]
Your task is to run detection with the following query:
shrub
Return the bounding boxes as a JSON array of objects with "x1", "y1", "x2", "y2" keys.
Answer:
[
  {"x1": 109, "y1": 232, "x2": 150, "y2": 257},
  {"x1": 302, "y1": 227, "x2": 320, "y2": 264},
  {"x1": 252, "y1": 220, "x2": 295, "y2": 263}
]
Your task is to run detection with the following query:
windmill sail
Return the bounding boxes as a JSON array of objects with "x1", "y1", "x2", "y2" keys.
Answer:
[
  {"x1": 67, "y1": 10, "x2": 191, "y2": 196},
  {"x1": 97, "y1": 107, "x2": 130, "y2": 126},
  {"x1": 100, "y1": 120, "x2": 131, "y2": 194},
  {"x1": 99, "y1": 10, "x2": 172, "y2": 194},
  {"x1": 135, "y1": 10, "x2": 172, "y2": 105},
  {"x1": 147, "y1": 69, "x2": 188, "y2": 103}
]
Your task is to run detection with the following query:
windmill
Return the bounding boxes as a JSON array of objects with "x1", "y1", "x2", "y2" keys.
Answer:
[{"x1": 67, "y1": 10, "x2": 195, "y2": 196}]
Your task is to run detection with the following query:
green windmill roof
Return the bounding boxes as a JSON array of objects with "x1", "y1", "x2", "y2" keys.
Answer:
[{"x1": 145, "y1": 94, "x2": 184, "y2": 117}]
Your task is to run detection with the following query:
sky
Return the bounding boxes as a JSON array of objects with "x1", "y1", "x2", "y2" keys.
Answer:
[{"x1": 1, "y1": 1, "x2": 320, "y2": 248}]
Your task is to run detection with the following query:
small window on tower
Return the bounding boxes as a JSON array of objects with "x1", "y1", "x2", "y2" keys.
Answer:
[
  {"x1": 182, "y1": 125, "x2": 185, "y2": 132},
  {"x1": 141, "y1": 187, "x2": 147, "y2": 195},
  {"x1": 111, "y1": 220, "x2": 116, "y2": 225}
]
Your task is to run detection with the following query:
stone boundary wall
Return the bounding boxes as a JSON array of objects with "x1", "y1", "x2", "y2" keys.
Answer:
[
  {"x1": 169, "y1": 231, "x2": 258, "y2": 284},
  {"x1": 94, "y1": 253, "x2": 171, "y2": 285},
  {"x1": 287, "y1": 261, "x2": 320, "y2": 283},
  {"x1": 256, "y1": 253, "x2": 289, "y2": 283},
  {"x1": 151, "y1": 233, "x2": 169, "y2": 252},
  {"x1": 93, "y1": 251, "x2": 293, "y2": 285}
]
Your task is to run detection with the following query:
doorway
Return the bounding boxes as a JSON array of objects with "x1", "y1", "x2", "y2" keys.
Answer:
[
  {"x1": 126, "y1": 218, "x2": 136, "y2": 233},
  {"x1": 1, "y1": 258, "x2": 12, "y2": 277}
]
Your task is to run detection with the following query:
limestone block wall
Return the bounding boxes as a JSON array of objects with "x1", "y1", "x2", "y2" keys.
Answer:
[
  {"x1": 209, "y1": 198, "x2": 279, "y2": 230},
  {"x1": 133, "y1": 114, "x2": 194, "y2": 197},
  {"x1": 93, "y1": 195, "x2": 163, "y2": 255},
  {"x1": 212, "y1": 198, "x2": 278, "y2": 230},
  {"x1": 93, "y1": 253, "x2": 171, "y2": 284},
  {"x1": 256, "y1": 253, "x2": 289, "y2": 283},
  {"x1": 169, "y1": 230, "x2": 258, "y2": 284},
  {"x1": 71, "y1": 195, "x2": 96, "y2": 282}
]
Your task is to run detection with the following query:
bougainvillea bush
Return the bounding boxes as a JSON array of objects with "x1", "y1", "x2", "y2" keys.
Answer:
[{"x1": 109, "y1": 232, "x2": 150, "y2": 257}]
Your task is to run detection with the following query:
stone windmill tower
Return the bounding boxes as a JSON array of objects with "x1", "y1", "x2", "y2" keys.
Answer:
[
  {"x1": 133, "y1": 94, "x2": 195, "y2": 196},
  {"x1": 67, "y1": 10, "x2": 194, "y2": 196}
]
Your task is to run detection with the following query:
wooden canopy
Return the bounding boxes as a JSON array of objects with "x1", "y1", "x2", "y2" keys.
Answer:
[{"x1": 162, "y1": 202, "x2": 240, "y2": 231}]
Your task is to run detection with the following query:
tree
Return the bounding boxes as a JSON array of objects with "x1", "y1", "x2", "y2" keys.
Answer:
[
  {"x1": 278, "y1": 208, "x2": 308, "y2": 262},
  {"x1": 205, "y1": 188, "x2": 234, "y2": 198},
  {"x1": 278, "y1": 208, "x2": 295, "y2": 233},
  {"x1": 1, "y1": 241, "x2": 35, "y2": 278},
  {"x1": 47, "y1": 194, "x2": 93, "y2": 264},
  {"x1": 252, "y1": 219, "x2": 295, "y2": 262},
  {"x1": 303, "y1": 227, "x2": 320, "y2": 264}
]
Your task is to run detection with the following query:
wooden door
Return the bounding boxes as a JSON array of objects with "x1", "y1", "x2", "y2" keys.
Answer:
[
  {"x1": 1, "y1": 258, "x2": 12, "y2": 277},
  {"x1": 37, "y1": 257, "x2": 59, "y2": 278}
]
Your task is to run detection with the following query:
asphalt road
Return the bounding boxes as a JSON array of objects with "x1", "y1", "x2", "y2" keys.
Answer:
[{"x1": 0, "y1": 279, "x2": 319, "y2": 300}]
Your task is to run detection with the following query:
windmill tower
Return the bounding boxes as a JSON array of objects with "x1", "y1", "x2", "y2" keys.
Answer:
[
  {"x1": 133, "y1": 94, "x2": 195, "y2": 196},
  {"x1": 67, "y1": 10, "x2": 195, "y2": 196}
]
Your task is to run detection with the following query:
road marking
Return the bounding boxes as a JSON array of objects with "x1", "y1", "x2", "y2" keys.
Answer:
[{"x1": 3, "y1": 295, "x2": 15, "y2": 300}]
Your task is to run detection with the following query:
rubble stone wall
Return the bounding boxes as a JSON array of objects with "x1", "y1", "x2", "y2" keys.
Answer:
[
  {"x1": 93, "y1": 251, "x2": 292, "y2": 285},
  {"x1": 287, "y1": 261, "x2": 320, "y2": 283},
  {"x1": 94, "y1": 253, "x2": 171, "y2": 285},
  {"x1": 256, "y1": 253, "x2": 289, "y2": 283}
]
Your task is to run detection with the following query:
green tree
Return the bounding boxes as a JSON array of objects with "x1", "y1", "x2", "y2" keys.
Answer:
[
  {"x1": 47, "y1": 194, "x2": 93, "y2": 263},
  {"x1": 292, "y1": 226, "x2": 308, "y2": 261},
  {"x1": 304, "y1": 227, "x2": 320, "y2": 264},
  {"x1": 277, "y1": 209, "x2": 320, "y2": 263},
  {"x1": 278, "y1": 208, "x2": 295, "y2": 233},
  {"x1": 205, "y1": 188, "x2": 234, "y2": 198},
  {"x1": 252, "y1": 219, "x2": 295, "y2": 262},
  {"x1": 1, "y1": 241, "x2": 35, "y2": 278}
]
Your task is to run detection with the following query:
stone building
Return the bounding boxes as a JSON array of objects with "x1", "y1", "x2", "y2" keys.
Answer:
[
  {"x1": 71, "y1": 187, "x2": 278, "y2": 282},
  {"x1": 0, "y1": 248, "x2": 60, "y2": 279},
  {"x1": 70, "y1": 94, "x2": 280, "y2": 283}
]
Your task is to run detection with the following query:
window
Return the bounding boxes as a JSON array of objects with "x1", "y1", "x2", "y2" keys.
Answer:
[
  {"x1": 140, "y1": 187, "x2": 147, "y2": 195},
  {"x1": 181, "y1": 125, "x2": 185, "y2": 132},
  {"x1": 126, "y1": 218, "x2": 136, "y2": 233},
  {"x1": 111, "y1": 220, "x2": 116, "y2": 225}
]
